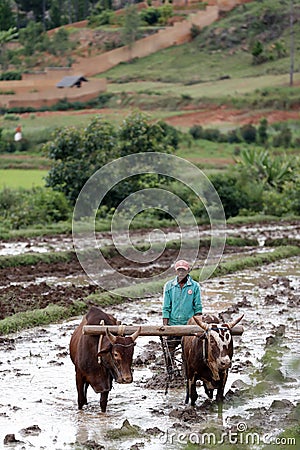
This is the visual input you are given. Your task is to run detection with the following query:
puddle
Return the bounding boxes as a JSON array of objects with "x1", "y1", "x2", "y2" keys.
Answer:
[
  {"x1": 1, "y1": 222, "x2": 299, "y2": 256},
  {"x1": 0, "y1": 257, "x2": 299, "y2": 449}
]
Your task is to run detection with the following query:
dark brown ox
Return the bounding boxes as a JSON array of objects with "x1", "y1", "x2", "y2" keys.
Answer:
[
  {"x1": 69, "y1": 306, "x2": 140, "y2": 412},
  {"x1": 183, "y1": 314, "x2": 243, "y2": 405}
]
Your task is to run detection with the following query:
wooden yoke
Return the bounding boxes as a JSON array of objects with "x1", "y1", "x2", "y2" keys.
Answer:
[{"x1": 83, "y1": 324, "x2": 244, "y2": 337}]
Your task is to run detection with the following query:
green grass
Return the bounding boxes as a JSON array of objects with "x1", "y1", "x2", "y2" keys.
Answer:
[
  {"x1": 106, "y1": 73, "x2": 300, "y2": 98},
  {"x1": 0, "y1": 154, "x2": 50, "y2": 170},
  {"x1": 0, "y1": 169, "x2": 48, "y2": 189}
]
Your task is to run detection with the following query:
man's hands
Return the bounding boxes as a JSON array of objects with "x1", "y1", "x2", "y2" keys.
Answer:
[{"x1": 163, "y1": 318, "x2": 169, "y2": 326}]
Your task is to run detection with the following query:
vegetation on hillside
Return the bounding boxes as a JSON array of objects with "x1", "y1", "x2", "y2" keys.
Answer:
[{"x1": 0, "y1": 1, "x2": 300, "y2": 232}]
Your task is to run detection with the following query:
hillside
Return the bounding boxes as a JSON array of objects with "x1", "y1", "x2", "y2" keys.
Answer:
[{"x1": 98, "y1": 0, "x2": 300, "y2": 84}]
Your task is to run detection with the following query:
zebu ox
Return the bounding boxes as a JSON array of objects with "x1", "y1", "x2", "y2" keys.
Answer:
[
  {"x1": 183, "y1": 314, "x2": 244, "y2": 405},
  {"x1": 69, "y1": 307, "x2": 140, "y2": 412}
]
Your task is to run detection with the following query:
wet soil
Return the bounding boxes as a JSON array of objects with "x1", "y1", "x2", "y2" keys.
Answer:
[
  {"x1": 0, "y1": 220, "x2": 299, "y2": 320},
  {"x1": 0, "y1": 257, "x2": 299, "y2": 450},
  {"x1": 0, "y1": 246, "x2": 241, "y2": 319}
]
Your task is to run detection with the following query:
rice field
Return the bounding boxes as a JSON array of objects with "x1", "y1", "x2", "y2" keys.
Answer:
[{"x1": 0, "y1": 169, "x2": 48, "y2": 189}]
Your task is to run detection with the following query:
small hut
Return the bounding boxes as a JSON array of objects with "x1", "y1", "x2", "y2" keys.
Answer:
[{"x1": 56, "y1": 75, "x2": 87, "y2": 88}]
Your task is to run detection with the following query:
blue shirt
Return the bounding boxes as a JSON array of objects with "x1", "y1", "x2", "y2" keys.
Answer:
[{"x1": 162, "y1": 275, "x2": 202, "y2": 326}]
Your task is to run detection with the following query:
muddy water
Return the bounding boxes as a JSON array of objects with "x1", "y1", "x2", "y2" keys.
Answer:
[
  {"x1": 0, "y1": 257, "x2": 299, "y2": 450},
  {"x1": 1, "y1": 222, "x2": 299, "y2": 256}
]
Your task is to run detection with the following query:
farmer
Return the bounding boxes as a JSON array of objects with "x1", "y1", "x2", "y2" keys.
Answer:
[
  {"x1": 162, "y1": 259, "x2": 202, "y2": 374},
  {"x1": 14, "y1": 125, "x2": 22, "y2": 142}
]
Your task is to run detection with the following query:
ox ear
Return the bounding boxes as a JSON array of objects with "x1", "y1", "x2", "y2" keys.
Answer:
[{"x1": 227, "y1": 314, "x2": 244, "y2": 330}]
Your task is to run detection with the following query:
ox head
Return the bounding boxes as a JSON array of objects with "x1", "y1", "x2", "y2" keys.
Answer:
[
  {"x1": 194, "y1": 314, "x2": 244, "y2": 381},
  {"x1": 98, "y1": 327, "x2": 141, "y2": 384}
]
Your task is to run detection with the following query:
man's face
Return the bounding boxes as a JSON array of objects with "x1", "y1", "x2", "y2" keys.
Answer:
[{"x1": 176, "y1": 268, "x2": 189, "y2": 282}]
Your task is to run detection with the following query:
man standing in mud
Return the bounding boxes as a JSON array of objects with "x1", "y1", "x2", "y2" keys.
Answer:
[{"x1": 162, "y1": 259, "x2": 202, "y2": 375}]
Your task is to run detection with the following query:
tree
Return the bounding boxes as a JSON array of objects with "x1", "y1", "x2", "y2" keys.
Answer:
[
  {"x1": 19, "y1": 21, "x2": 44, "y2": 56},
  {"x1": 45, "y1": 117, "x2": 117, "y2": 205},
  {"x1": 0, "y1": 0, "x2": 15, "y2": 31},
  {"x1": 121, "y1": 5, "x2": 140, "y2": 61},
  {"x1": 44, "y1": 113, "x2": 175, "y2": 208},
  {"x1": 0, "y1": 27, "x2": 18, "y2": 70},
  {"x1": 251, "y1": 40, "x2": 264, "y2": 64},
  {"x1": 258, "y1": 118, "x2": 268, "y2": 146},
  {"x1": 15, "y1": 0, "x2": 50, "y2": 22}
]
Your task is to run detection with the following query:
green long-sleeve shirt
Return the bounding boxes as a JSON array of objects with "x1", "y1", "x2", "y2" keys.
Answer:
[{"x1": 162, "y1": 275, "x2": 202, "y2": 326}]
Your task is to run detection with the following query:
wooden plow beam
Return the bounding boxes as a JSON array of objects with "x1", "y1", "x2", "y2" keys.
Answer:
[{"x1": 82, "y1": 324, "x2": 244, "y2": 337}]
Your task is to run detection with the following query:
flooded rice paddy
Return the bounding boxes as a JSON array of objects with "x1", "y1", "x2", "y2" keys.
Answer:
[
  {"x1": 0, "y1": 256, "x2": 299, "y2": 450},
  {"x1": 0, "y1": 221, "x2": 299, "y2": 256}
]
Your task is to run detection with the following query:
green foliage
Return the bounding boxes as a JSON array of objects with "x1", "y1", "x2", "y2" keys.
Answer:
[
  {"x1": 208, "y1": 172, "x2": 251, "y2": 219},
  {"x1": 0, "y1": 187, "x2": 71, "y2": 229},
  {"x1": 263, "y1": 175, "x2": 300, "y2": 216},
  {"x1": 0, "y1": 27, "x2": 18, "y2": 70},
  {"x1": 272, "y1": 125, "x2": 292, "y2": 148},
  {"x1": 19, "y1": 21, "x2": 43, "y2": 56},
  {"x1": 251, "y1": 40, "x2": 265, "y2": 64},
  {"x1": 235, "y1": 147, "x2": 294, "y2": 189},
  {"x1": 158, "y1": 4, "x2": 173, "y2": 25},
  {"x1": 239, "y1": 123, "x2": 257, "y2": 144},
  {"x1": 45, "y1": 112, "x2": 175, "y2": 208},
  {"x1": 190, "y1": 23, "x2": 201, "y2": 40},
  {"x1": 0, "y1": 0, "x2": 16, "y2": 31},
  {"x1": 122, "y1": 5, "x2": 140, "y2": 51},
  {"x1": 48, "y1": 28, "x2": 74, "y2": 56},
  {"x1": 258, "y1": 118, "x2": 268, "y2": 145},
  {"x1": 88, "y1": 10, "x2": 115, "y2": 27},
  {"x1": 189, "y1": 125, "x2": 203, "y2": 140},
  {"x1": 0, "y1": 70, "x2": 21, "y2": 80},
  {"x1": 140, "y1": 7, "x2": 161, "y2": 26}
]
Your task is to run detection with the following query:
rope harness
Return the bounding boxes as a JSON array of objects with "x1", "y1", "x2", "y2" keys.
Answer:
[{"x1": 97, "y1": 322, "x2": 135, "y2": 383}]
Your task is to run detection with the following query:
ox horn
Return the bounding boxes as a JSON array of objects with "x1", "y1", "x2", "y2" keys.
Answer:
[
  {"x1": 227, "y1": 314, "x2": 244, "y2": 330},
  {"x1": 130, "y1": 326, "x2": 141, "y2": 342},
  {"x1": 193, "y1": 315, "x2": 210, "y2": 332},
  {"x1": 105, "y1": 327, "x2": 117, "y2": 344}
]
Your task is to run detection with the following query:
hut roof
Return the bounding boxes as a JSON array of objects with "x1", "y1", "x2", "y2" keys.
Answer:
[{"x1": 56, "y1": 75, "x2": 87, "y2": 88}]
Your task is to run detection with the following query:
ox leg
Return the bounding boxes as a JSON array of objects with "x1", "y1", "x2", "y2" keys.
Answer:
[
  {"x1": 190, "y1": 378, "x2": 198, "y2": 407},
  {"x1": 185, "y1": 379, "x2": 190, "y2": 404},
  {"x1": 76, "y1": 370, "x2": 87, "y2": 409},
  {"x1": 204, "y1": 383, "x2": 213, "y2": 399},
  {"x1": 100, "y1": 391, "x2": 109, "y2": 413},
  {"x1": 216, "y1": 370, "x2": 228, "y2": 403}
]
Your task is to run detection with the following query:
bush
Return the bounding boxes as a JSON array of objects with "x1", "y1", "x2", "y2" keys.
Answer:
[
  {"x1": 88, "y1": 10, "x2": 114, "y2": 26},
  {"x1": 0, "y1": 71, "x2": 22, "y2": 81},
  {"x1": 140, "y1": 7, "x2": 161, "y2": 25},
  {"x1": 190, "y1": 24, "x2": 201, "y2": 39},
  {"x1": 272, "y1": 126, "x2": 292, "y2": 148},
  {"x1": 227, "y1": 128, "x2": 242, "y2": 144},
  {"x1": 208, "y1": 173, "x2": 251, "y2": 218},
  {"x1": 0, "y1": 187, "x2": 71, "y2": 229},
  {"x1": 202, "y1": 128, "x2": 222, "y2": 142},
  {"x1": 240, "y1": 124, "x2": 257, "y2": 144},
  {"x1": 189, "y1": 125, "x2": 203, "y2": 140}
]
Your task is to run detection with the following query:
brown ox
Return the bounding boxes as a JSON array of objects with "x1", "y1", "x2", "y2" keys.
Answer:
[
  {"x1": 69, "y1": 306, "x2": 140, "y2": 412},
  {"x1": 183, "y1": 314, "x2": 243, "y2": 405}
]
